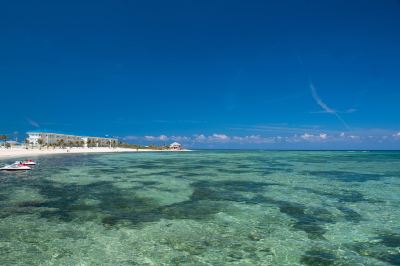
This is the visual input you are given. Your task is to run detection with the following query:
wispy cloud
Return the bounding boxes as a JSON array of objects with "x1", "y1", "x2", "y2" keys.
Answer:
[
  {"x1": 310, "y1": 83, "x2": 351, "y2": 130},
  {"x1": 344, "y1": 108, "x2": 358, "y2": 114},
  {"x1": 26, "y1": 117, "x2": 40, "y2": 128},
  {"x1": 230, "y1": 124, "x2": 324, "y2": 134},
  {"x1": 152, "y1": 120, "x2": 207, "y2": 124},
  {"x1": 310, "y1": 84, "x2": 335, "y2": 113},
  {"x1": 309, "y1": 108, "x2": 358, "y2": 114}
]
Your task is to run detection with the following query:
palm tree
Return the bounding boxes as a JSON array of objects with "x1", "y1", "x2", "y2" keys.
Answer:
[
  {"x1": 4, "y1": 135, "x2": 8, "y2": 149},
  {"x1": 38, "y1": 138, "x2": 44, "y2": 150},
  {"x1": 0, "y1": 135, "x2": 7, "y2": 148},
  {"x1": 56, "y1": 139, "x2": 65, "y2": 148},
  {"x1": 24, "y1": 139, "x2": 29, "y2": 149},
  {"x1": 87, "y1": 139, "x2": 92, "y2": 148}
]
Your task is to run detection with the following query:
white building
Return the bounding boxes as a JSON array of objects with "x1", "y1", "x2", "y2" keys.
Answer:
[
  {"x1": 26, "y1": 130, "x2": 118, "y2": 148},
  {"x1": 169, "y1": 142, "x2": 182, "y2": 150}
]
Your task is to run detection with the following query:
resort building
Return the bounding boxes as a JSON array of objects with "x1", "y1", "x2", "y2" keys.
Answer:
[
  {"x1": 26, "y1": 130, "x2": 118, "y2": 148},
  {"x1": 169, "y1": 142, "x2": 182, "y2": 150}
]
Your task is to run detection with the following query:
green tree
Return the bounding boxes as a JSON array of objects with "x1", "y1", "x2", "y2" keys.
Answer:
[
  {"x1": 0, "y1": 135, "x2": 7, "y2": 148},
  {"x1": 56, "y1": 139, "x2": 65, "y2": 148},
  {"x1": 38, "y1": 138, "x2": 44, "y2": 150}
]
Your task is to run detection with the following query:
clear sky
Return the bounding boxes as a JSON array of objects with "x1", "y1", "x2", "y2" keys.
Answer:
[{"x1": 1, "y1": 0, "x2": 400, "y2": 149}]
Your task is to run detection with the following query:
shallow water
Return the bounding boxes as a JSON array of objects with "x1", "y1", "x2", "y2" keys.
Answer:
[{"x1": 0, "y1": 151, "x2": 399, "y2": 265}]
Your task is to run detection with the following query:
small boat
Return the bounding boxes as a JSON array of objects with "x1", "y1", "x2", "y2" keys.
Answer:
[
  {"x1": 0, "y1": 163, "x2": 32, "y2": 171},
  {"x1": 12, "y1": 160, "x2": 36, "y2": 166},
  {"x1": 21, "y1": 160, "x2": 36, "y2": 165}
]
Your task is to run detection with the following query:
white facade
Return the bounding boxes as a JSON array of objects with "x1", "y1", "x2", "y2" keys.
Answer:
[
  {"x1": 26, "y1": 131, "x2": 118, "y2": 147},
  {"x1": 169, "y1": 142, "x2": 182, "y2": 150}
]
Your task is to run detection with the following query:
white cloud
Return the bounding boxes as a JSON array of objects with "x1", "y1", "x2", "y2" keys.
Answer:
[
  {"x1": 299, "y1": 133, "x2": 328, "y2": 142},
  {"x1": 232, "y1": 135, "x2": 277, "y2": 144},
  {"x1": 144, "y1": 135, "x2": 169, "y2": 141},
  {"x1": 208, "y1": 134, "x2": 230, "y2": 142},
  {"x1": 194, "y1": 134, "x2": 207, "y2": 142},
  {"x1": 122, "y1": 129, "x2": 400, "y2": 146},
  {"x1": 159, "y1": 135, "x2": 168, "y2": 141},
  {"x1": 144, "y1": 136, "x2": 156, "y2": 141},
  {"x1": 300, "y1": 133, "x2": 313, "y2": 140},
  {"x1": 123, "y1": 135, "x2": 139, "y2": 141},
  {"x1": 171, "y1": 135, "x2": 191, "y2": 142}
]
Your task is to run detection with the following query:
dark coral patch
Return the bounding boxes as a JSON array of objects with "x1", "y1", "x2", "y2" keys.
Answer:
[
  {"x1": 303, "y1": 171, "x2": 383, "y2": 182},
  {"x1": 376, "y1": 232, "x2": 400, "y2": 248},
  {"x1": 251, "y1": 196, "x2": 335, "y2": 239},
  {"x1": 193, "y1": 180, "x2": 279, "y2": 193},
  {"x1": 337, "y1": 206, "x2": 363, "y2": 223},
  {"x1": 349, "y1": 242, "x2": 400, "y2": 265},
  {"x1": 300, "y1": 248, "x2": 337, "y2": 266}
]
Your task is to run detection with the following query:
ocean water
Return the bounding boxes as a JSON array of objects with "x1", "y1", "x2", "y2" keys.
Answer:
[{"x1": 0, "y1": 151, "x2": 399, "y2": 265}]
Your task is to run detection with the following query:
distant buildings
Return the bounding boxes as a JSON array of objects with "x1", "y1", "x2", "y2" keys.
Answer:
[
  {"x1": 26, "y1": 130, "x2": 118, "y2": 147},
  {"x1": 169, "y1": 142, "x2": 182, "y2": 150}
]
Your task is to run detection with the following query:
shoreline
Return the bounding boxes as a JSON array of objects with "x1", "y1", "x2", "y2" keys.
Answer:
[{"x1": 0, "y1": 147, "x2": 191, "y2": 160}]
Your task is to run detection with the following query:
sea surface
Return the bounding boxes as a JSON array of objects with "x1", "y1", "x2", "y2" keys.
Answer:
[{"x1": 0, "y1": 151, "x2": 399, "y2": 265}]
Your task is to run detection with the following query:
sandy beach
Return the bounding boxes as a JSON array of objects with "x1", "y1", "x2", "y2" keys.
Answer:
[{"x1": 0, "y1": 147, "x2": 189, "y2": 160}]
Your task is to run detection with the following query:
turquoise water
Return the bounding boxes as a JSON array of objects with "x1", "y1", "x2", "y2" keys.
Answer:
[{"x1": 0, "y1": 151, "x2": 399, "y2": 265}]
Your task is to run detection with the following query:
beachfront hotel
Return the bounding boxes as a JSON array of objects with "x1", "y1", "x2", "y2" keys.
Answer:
[{"x1": 26, "y1": 130, "x2": 118, "y2": 147}]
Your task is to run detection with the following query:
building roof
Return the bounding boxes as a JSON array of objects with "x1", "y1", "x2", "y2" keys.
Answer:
[
  {"x1": 27, "y1": 129, "x2": 66, "y2": 134},
  {"x1": 26, "y1": 129, "x2": 118, "y2": 140},
  {"x1": 169, "y1": 142, "x2": 181, "y2": 146}
]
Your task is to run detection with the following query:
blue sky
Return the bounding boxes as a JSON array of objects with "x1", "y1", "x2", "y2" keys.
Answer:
[{"x1": 1, "y1": 0, "x2": 400, "y2": 149}]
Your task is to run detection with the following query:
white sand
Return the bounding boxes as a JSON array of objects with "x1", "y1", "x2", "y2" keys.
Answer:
[{"x1": 0, "y1": 147, "x2": 189, "y2": 159}]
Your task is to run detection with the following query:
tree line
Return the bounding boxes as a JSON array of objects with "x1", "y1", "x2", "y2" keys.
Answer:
[
  {"x1": 117, "y1": 142, "x2": 170, "y2": 150},
  {"x1": 0, "y1": 135, "x2": 10, "y2": 148},
  {"x1": 30, "y1": 138, "x2": 118, "y2": 149}
]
